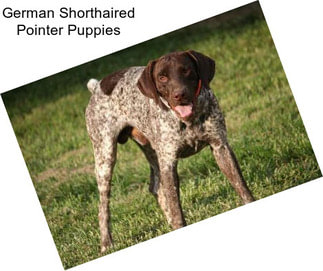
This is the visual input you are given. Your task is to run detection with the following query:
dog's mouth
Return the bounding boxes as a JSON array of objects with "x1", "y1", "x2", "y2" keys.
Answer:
[{"x1": 173, "y1": 103, "x2": 194, "y2": 119}]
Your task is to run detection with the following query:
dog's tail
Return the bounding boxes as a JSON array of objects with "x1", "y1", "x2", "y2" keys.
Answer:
[{"x1": 87, "y1": 78, "x2": 99, "y2": 94}]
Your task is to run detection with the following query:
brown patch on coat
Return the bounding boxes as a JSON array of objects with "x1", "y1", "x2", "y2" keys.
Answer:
[
  {"x1": 100, "y1": 68, "x2": 129, "y2": 95},
  {"x1": 131, "y1": 127, "x2": 149, "y2": 145},
  {"x1": 117, "y1": 126, "x2": 149, "y2": 145}
]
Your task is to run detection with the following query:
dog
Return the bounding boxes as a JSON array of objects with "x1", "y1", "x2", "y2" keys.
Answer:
[{"x1": 85, "y1": 50, "x2": 254, "y2": 253}]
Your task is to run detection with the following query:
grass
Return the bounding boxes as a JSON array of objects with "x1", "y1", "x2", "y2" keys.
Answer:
[{"x1": 2, "y1": 5, "x2": 321, "y2": 269}]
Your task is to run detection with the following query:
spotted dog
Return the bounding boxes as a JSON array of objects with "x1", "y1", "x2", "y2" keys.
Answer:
[{"x1": 85, "y1": 50, "x2": 254, "y2": 253}]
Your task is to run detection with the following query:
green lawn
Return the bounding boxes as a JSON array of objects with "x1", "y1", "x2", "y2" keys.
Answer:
[{"x1": 2, "y1": 7, "x2": 321, "y2": 269}]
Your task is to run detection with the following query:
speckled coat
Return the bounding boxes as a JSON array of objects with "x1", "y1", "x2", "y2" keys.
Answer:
[{"x1": 85, "y1": 51, "x2": 254, "y2": 253}]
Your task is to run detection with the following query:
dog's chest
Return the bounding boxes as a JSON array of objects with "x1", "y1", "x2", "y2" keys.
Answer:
[
  {"x1": 175, "y1": 122, "x2": 209, "y2": 158},
  {"x1": 144, "y1": 104, "x2": 214, "y2": 158}
]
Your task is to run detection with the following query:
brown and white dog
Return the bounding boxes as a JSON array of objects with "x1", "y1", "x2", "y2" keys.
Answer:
[{"x1": 85, "y1": 50, "x2": 254, "y2": 253}]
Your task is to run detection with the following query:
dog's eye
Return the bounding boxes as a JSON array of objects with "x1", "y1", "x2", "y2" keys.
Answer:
[
  {"x1": 158, "y1": 75, "x2": 168, "y2": 83},
  {"x1": 181, "y1": 67, "x2": 191, "y2": 76}
]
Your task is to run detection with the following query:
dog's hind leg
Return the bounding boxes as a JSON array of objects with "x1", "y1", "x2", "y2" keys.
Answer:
[
  {"x1": 91, "y1": 136, "x2": 117, "y2": 253},
  {"x1": 136, "y1": 143, "x2": 160, "y2": 196}
]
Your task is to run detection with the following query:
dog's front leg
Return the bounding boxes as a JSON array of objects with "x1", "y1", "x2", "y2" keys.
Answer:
[
  {"x1": 210, "y1": 141, "x2": 254, "y2": 204},
  {"x1": 157, "y1": 157, "x2": 186, "y2": 229}
]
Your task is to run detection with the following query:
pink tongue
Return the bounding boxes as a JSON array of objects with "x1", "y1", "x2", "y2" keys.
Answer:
[{"x1": 174, "y1": 104, "x2": 193, "y2": 118}]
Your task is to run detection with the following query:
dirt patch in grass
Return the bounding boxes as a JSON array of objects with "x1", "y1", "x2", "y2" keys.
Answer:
[
  {"x1": 55, "y1": 146, "x2": 89, "y2": 164},
  {"x1": 35, "y1": 146, "x2": 95, "y2": 182},
  {"x1": 36, "y1": 164, "x2": 94, "y2": 182}
]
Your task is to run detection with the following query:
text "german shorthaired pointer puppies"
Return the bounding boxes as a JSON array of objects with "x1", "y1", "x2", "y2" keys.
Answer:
[{"x1": 85, "y1": 50, "x2": 254, "y2": 253}]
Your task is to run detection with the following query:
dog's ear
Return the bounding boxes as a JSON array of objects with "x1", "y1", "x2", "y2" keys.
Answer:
[
  {"x1": 186, "y1": 50, "x2": 215, "y2": 89},
  {"x1": 137, "y1": 60, "x2": 168, "y2": 110}
]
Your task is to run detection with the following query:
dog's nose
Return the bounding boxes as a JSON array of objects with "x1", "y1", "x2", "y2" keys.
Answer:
[{"x1": 173, "y1": 90, "x2": 187, "y2": 101}]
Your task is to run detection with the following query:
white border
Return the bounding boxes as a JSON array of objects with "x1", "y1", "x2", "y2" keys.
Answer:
[{"x1": 0, "y1": 0, "x2": 322, "y2": 270}]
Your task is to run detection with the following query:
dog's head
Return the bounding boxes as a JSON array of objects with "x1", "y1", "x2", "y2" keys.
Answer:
[{"x1": 137, "y1": 50, "x2": 215, "y2": 121}]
